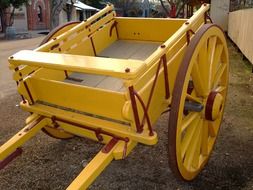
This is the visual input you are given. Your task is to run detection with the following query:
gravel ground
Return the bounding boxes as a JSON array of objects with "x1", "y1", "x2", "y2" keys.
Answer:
[{"x1": 0, "y1": 38, "x2": 253, "y2": 190}]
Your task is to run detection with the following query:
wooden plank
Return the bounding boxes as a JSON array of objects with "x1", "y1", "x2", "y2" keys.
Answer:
[
  {"x1": 98, "y1": 40, "x2": 160, "y2": 61},
  {"x1": 228, "y1": 9, "x2": 253, "y2": 65},
  {"x1": 9, "y1": 50, "x2": 146, "y2": 79},
  {"x1": 116, "y1": 17, "x2": 186, "y2": 42},
  {"x1": 64, "y1": 72, "x2": 124, "y2": 92},
  {"x1": 29, "y1": 77, "x2": 127, "y2": 122},
  {"x1": 96, "y1": 76, "x2": 124, "y2": 92}
]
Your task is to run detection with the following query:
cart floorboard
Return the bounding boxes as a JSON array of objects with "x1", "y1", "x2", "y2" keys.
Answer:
[{"x1": 64, "y1": 40, "x2": 160, "y2": 91}]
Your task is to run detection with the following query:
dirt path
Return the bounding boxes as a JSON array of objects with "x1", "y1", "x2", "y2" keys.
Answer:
[
  {"x1": 0, "y1": 39, "x2": 252, "y2": 190},
  {"x1": 0, "y1": 37, "x2": 44, "y2": 98}
]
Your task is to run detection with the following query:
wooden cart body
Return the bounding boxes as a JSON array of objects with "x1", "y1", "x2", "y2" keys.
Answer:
[{"x1": 0, "y1": 4, "x2": 229, "y2": 189}]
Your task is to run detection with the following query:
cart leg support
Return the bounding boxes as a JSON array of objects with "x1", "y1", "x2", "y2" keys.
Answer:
[{"x1": 0, "y1": 116, "x2": 48, "y2": 167}]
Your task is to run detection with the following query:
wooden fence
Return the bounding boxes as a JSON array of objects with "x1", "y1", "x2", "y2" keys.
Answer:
[{"x1": 228, "y1": 8, "x2": 253, "y2": 65}]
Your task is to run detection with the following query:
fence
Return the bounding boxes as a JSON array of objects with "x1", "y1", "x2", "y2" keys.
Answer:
[{"x1": 228, "y1": 8, "x2": 253, "y2": 65}]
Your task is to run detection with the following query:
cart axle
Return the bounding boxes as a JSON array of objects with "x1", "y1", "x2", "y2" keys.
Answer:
[{"x1": 184, "y1": 101, "x2": 204, "y2": 112}]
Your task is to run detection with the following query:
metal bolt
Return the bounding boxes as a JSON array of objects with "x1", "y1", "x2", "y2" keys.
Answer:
[{"x1": 125, "y1": 68, "x2": 130, "y2": 73}]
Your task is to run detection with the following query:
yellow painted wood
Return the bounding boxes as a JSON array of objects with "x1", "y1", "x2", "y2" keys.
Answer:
[
  {"x1": 67, "y1": 139, "x2": 136, "y2": 190},
  {"x1": 67, "y1": 142, "x2": 116, "y2": 190},
  {"x1": 13, "y1": 66, "x2": 38, "y2": 81},
  {"x1": 0, "y1": 116, "x2": 48, "y2": 161},
  {"x1": 116, "y1": 17, "x2": 186, "y2": 42},
  {"x1": 144, "y1": 4, "x2": 209, "y2": 65},
  {"x1": 19, "y1": 102, "x2": 158, "y2": 145},
  {"x1": 91, "y1": 20, "x2": 118, "y2": 55},
  {"x1": 28, "y1": 77, "x2": 127, "y2": 122},
  {"x1": 98, "y1": 40, "x2": 160, "y2": 60},
  {"x1": 9, "y1": 50, "x2": 146, "y2": 79},
  {"x1": 36, "y1": 5, "x2": 114, "y2": 53},
  {"x1": 174, "y1": 25, "x2": 229, "y2": 180},
  {"x1": 113, "y1": 140, "x2": 137, "y2": 160},
  {"x1": 4, "y1": 3, "x2": 218, "y2": 188}
]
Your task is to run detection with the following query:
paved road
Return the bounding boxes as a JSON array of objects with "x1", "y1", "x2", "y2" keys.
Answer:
[{"x1": 0, "y1": 37, "x2": 44, "y2": 99}]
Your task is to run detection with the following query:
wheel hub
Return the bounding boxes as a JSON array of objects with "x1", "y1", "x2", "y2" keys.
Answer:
[{"x1": 205, "y1": 91, "x2": 223, "y2": 121}]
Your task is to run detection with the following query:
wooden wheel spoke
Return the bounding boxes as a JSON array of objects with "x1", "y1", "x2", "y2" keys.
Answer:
[
  {"x1": 186, "y1": 94, "x2": 202, "y2": 104},
  {"x1": 208, "y1": 121, "x2": 217, "y2": 137},
  {"x1": 198, "y1": 40, "x2": 209, "y2": 91},
  {"x1": 192, "y1": 120, "x2": 203, "y2": 169},
  {"x1": 180, "y1": 116, "x2": 200, "y2": 159},
  {"x1": 212, "y1": 63, "x2": 227, "y2": 88},
  {"x1": 207, "y1": 36, "x2": 217, "y2": 89},
  {"x1": 208, "y1": 36, "x2": 217, "y2": 65},
  {"x1": 181, "y1": 112, "x2": 199, "y2": 132},
  {"x1": 191, "y1": 61, "x2": 207, "y2": 96},
  {"x1": 184, "y1": 119, "x2": 203, "y2": 170},
  {"x1": 215, "y1": 85, "x2": 227, "y2": 93},
  {"x1": 201, "y1": 120, "x2": 209, "y2": 156},
  {"x1": 211, "y1": 44, "x2": 224, "y2": 85}
]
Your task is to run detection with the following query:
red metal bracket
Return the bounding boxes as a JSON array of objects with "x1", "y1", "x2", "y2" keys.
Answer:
[
  {"x1": 23, "y1": 81, "x2": 34, "y2": 105},
  {"x1": 90, "y1": 37, "x2": 97, "y2": 56},
  {"x1": 53, "y1": 117, "x2": 129, "y2": 145},
  {"x1": 0, "y1": 148, "x2": 23, "y2": 170},
  {"x1": 133, "y1": 91, "x2": 154, "y2": 136},
  {"x1": 204, "y1": 12, "x2": 213, "y2": 24},
  {"x1": 186, "y1": 29, "x2": 195, "y2": 45},
  {"x1": 101, "y1": 138, "x2": 119, "y2": 153},
  {"x1": 161, "y1": 54, "x2": 170, "y2": 99},
  {"x1": 129, "y1": 86, "x2": 142, "y2": 133},
  {"x1": 109, "y1": 21, "x2": 118, "y2": 38}
]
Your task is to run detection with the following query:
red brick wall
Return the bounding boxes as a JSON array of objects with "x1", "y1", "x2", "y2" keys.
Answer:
[{"x1": 27, "y1": 0, "x2": 50, "y2": 30}]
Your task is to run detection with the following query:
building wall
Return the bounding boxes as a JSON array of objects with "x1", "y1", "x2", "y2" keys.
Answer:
[
  {"x1": 210, "y1": 0, "x2": 230, "y2": 31},
  {"x1": 27, "y1": 0, "x2": 50, "y2": 30}
]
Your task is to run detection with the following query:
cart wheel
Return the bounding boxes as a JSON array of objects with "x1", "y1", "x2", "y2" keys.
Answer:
[
  {"x1": 40, "y1": 21, "x2": 80, "y2": 139},
  {"x1": 168, "y1": 24, "x2": 229, "y2": 181},
  {"x1": 40, "y1": 21, "x2": 81, "y2": 46}
]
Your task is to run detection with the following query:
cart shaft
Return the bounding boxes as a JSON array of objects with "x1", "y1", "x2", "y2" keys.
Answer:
[{"x1": 0, "y1": 116, "x2": 47, "y2": 162}]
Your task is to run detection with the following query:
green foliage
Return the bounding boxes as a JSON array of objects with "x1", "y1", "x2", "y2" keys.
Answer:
[{"x1": 0, "y1": 0, "x2": 28, "y2": 9}]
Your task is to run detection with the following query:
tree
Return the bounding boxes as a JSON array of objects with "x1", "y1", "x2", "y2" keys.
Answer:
[
  {"x1": 0, "y1": 0, "x2": 28, "y2": 32},
  {"x1": 104, "y1": 0, "x2": 138, "y2": 16},
  {"x1": 50, "y1": 0, "x2": 67, "y2": 29}
]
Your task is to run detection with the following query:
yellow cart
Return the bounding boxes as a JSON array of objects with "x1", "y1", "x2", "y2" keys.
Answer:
[{"x1": 0, "y1": 3, "x2": 229, "y2": 189}]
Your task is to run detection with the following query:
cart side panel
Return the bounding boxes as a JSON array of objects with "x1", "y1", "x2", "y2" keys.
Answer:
[
  {"x1": 37, "y1": 10, "x2": 117, "y2": 56},
  {"x1": 23, "y1": 77, "x2": 129, "y2": 124},
  {"x1": 116, "y1": 18, "x2": 186, "y2": 42},
  {"x1": 61, "y1": 37, "x2": 95, "y2": 56},
  {"x1": 91, "y1": 21, "x2": 118, "y2": 55},
  {"x1": 128, "y1": 11, "x2": 207, "y2": 125}
]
